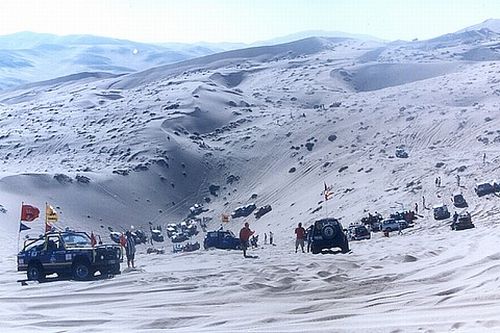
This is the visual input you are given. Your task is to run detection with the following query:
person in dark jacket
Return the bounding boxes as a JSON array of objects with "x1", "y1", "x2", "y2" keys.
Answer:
[
  {"x1": 125, "y1": 231, "x2": 136, "y2": 268},
  {"x1": 239, "y1": 222, "x2": 254, "y2": 258}
]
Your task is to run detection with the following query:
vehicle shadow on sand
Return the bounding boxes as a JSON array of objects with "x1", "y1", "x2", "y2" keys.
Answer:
[{"x1": 18, "y1": 273, "x2": 118, "y2": 286}]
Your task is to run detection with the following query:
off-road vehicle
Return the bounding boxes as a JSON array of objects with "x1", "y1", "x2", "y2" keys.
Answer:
[
  {"x1": 395, "y1": 148, "x2": 408, "y2": 158},
  {"x1": 254, "y1": 205, "x2": 272, "y2": 219},
  {"x1": 203, "y1": 230, "x2": 241, "y2": 250},
  {"x1": 347, "y1": 224, "x2": 371, "y2": 241},
  {"x1": 451, "y1": 212, "x2": 475, "y2": 231},
  {"x1": 381, "y1": 219, "x2": 407, "y2": 232},
  {"x1": 18, "y1": 231, "x2": 122, "y2": 281},
  {"x1": 452, "y1": 193, "x2": 468, "y2": 208},
  {"x1": 475, "y1": 182, "x2": 494, "y2": 197},
  {"x1": 309, "y1": 218, "x2": 349, "y2": 254},
  {"x1": 433, "y1": 204, "x2": 451, "y2": 220},
  {"x1": 231, "y1": 203, "x2": 257, "y2": 218}
]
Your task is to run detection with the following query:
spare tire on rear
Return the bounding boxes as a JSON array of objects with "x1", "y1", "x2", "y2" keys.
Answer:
[{"x1": 322, "y1": 225, "x2": 336, "y2": 239}]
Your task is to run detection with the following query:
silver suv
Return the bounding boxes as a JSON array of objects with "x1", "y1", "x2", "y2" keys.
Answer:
[{"x1": 381, "y1": 219, "x2": 407, "y2": 232}]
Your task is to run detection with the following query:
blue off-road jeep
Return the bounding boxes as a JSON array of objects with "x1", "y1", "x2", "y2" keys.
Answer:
[
  {"x1": 203, "y1": 230, "x2": 241, "y2": 250},
  {"x1": 17, "y1": 231, "x2": 123, "y2": 281}
]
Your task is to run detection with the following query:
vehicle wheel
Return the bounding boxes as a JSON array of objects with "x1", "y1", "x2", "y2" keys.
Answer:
[
  {"x1": 109, "y1": 263, "x2": 121, "y2": 275},
  {"x1": 72, "y1": 261, "x2": 92, "y2": 281},
  {"x1": 27, "y1": 263, "x2": 45, "y2": 282},
  {"x1": 311, "y1": 245, "x2": 320, "y2": 254},
  {"x1": 321, "y1": 225, "x2": 336, "y2": 239}
]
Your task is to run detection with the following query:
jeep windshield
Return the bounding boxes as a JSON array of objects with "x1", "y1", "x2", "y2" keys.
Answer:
[
  {"x1": 23, "y1": 238, "x2": 45, "y2": 252},
  {"x1": 62, "y1": 233, "x2": 92, "y2": 248}
]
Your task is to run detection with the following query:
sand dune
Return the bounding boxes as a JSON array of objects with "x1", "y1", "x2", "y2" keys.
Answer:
[{"x1": 2, "y1": 28, "x2": 500, "y2": 332}]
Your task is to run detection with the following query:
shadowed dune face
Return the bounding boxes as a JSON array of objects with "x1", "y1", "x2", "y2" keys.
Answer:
[{"x1": 332, "y1": 62, "x2": 461, "y2": 92}]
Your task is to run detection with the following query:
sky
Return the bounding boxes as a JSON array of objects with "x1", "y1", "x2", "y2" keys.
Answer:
[{"x1": 0, "y1": 0, "x2": 499, "y2": 44}]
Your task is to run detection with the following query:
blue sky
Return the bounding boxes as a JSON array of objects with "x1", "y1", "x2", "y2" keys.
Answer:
[{"x1": 0, "y1": 0, "x2": 498, "y2": 43}]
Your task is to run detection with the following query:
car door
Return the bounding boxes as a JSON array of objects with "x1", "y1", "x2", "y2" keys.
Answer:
[{"x1": 43, "y1": 235, "x2": 67, "y2": 271}]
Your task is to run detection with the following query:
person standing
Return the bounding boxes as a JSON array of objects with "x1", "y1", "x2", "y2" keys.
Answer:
[
  {"x1": 414, "y1": 202, "x2": 418, "y2": 214},
  {"x1": 306, "y1": 225, "x2": 314, "y2": 252},
  {"x1": 295, "y1": 223, "x2": 306, "y2": 253},
  {"x1": 125, "y1": 230, "x2": 136, "y2": 268},
  {"x1": 239, "y1": 222, "x2": 254, "y2": 258},
  {"x1": 269, "y1": 231, "x2": 274, "y2": 245},
  {"x1": 456, "y1": 174, "x2": 461, "y2": 187}
]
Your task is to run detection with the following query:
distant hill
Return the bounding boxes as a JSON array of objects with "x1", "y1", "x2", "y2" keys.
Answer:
[
  {"x1": 457, "y1": 18, "x2": 500, "y2": 33},
  {"x1": 0, "y1": 32, "x2": 223, "y2": 90},
  {"x1": 253, "y1": 30, "x2": 385, "y2": 46}
]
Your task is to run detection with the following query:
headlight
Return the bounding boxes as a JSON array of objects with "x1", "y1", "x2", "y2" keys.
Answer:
[{"x1": 100, "y1": 255, "x2": 104, "y2": 260}]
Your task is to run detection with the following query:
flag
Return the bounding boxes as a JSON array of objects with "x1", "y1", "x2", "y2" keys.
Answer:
[
  {"x1": 45, "y1": 221, "x2": 53, "y2": 233},
  {"x1": 323, "y1": 182, "x2": 333, "y2": 201},
  {"x1": 46, "y1": 204, "x2": 59, "y2": 223},
  {"x1": 19, "y1": 223, "x2": 31, "y2": 232},
  {"x1": 21, "y1": 204, "x2": 40, "y2": 222}
]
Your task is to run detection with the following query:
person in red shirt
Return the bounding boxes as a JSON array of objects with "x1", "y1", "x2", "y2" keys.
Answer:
[
  {"x1": 295, "y1": 222, "x2": 306, "y2": 253},
  {"x1": 239, "y1": 222, "x2": 255, "y2": 258}
]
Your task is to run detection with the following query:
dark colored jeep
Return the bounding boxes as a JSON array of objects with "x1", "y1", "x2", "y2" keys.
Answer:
[
  {"x1": 203, "y1": 230, "x2": 241, "y2": 250},
  {"x1": 231, "y1": 203, "x2": 257, "y2": 218},
  {"x1": 347, "y1": 224, "x2": 371, "y2": 241},
  {"x1": 309, "y1": 218, "x2": 349, "y2": 254},
  {"x1": 452, "y1": 193, "x2": 468, "y2": 208},
  {"x1": 395, "y1": 148, "x2": 408, "y2": 158},
  {"x1": 18, "y1": 231, "x2": 123, "y2": 281},
  {"x1": 254, "y1": 205, "x2": 272, "y2": 219},
  {"x1": 475, "y1": 182, "x2": 495, "y2": 197},
  {"x1": 433, "y1": 204, "x2": 451, "y2": 220},
  {"x1": 451, "y1": 213, "x2": 475, "y2": 231}
]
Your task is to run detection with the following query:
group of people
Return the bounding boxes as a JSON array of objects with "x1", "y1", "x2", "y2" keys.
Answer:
[{"x1": 238, "y1": 222, "x2": 309, "y2": 257}]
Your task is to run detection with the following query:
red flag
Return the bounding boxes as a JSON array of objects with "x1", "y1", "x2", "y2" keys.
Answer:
[
  {"x1": 21, "y1": 204, "x2": 40, "y2": 222},
  {"x1": 323, "y1": 182, "x2": 333, "y2": 201},
  {"x1": 45, "y1": 221, "x2": 52, "y2": 233}
]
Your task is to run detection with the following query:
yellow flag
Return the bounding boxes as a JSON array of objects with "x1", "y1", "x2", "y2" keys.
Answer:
[{"x1": 46, "y1": 204, "x2": 59, "y2": 223}]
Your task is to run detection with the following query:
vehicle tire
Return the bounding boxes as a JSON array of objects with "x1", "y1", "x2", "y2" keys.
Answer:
[
  {"x1": 321, "y1": 225, "x2": 336, "y2": 239},
  {"x1": 311, "y1": 244, "x2": 320, "y2": 254},
  {"x1": 72, "y1": 261, "x2": 92, "y2": 281},
  {"x1": 110, "y1": 263, "x2": 121, "y2": 275},
  {"x1": 27, "y1": 263, "x2": 45, "y2": 282}
]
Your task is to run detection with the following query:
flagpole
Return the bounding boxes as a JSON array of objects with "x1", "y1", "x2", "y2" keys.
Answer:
[
  {"x1": 17, "y1": 202, "x2": 23, "y2": 252},
  {"x1": 325, "y1": 197, "x2": 328, "y2": 217},
  {"x1": 45, "y1": 202, "x2": 48, "y2": 233}
]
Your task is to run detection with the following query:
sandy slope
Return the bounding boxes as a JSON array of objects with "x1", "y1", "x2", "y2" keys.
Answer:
[{"x1": 2, "y1": 32, "x2": 500, "y2": 331}]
